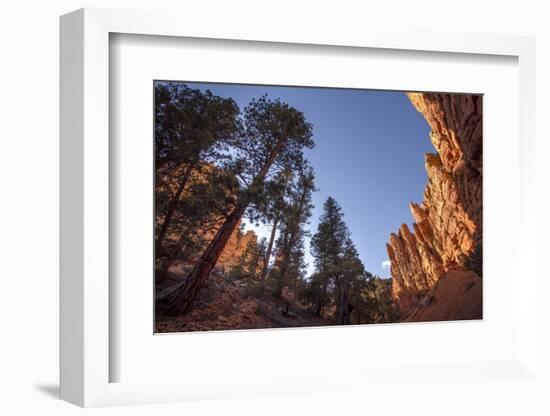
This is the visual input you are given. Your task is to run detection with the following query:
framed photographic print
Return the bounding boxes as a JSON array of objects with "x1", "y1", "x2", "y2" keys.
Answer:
[
  {"x1": 152, "y1": 81, "x2": 482, "y2": 334},
  {"x1": 60, "y1": 7, "x2": 538, "y2": 408}
]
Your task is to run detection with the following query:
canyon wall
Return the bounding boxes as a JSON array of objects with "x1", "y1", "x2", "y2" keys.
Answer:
[{"x1": 386, "y1": 93, "x2": 483, "y2": 320}]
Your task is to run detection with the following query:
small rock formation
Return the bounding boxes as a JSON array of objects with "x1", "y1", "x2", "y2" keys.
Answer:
[
  {"x1": 386, "y1": 93, "x2": 482, "y2": 320},
  {"x1": 217, "y1": 227, "x2": 258, "y2": 268}
]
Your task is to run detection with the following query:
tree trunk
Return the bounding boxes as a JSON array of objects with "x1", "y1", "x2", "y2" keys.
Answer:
[
  {"x1": 274, "y1": 184, "x2": 308, "y2": 299},
  {"x1": 164, "y1": 203, "x2": 247, "y2": 314},
  {"x1": 259, "y1": 218, "x2": 278, "y2": 290},
  {"x1": 313, "y1": 302, "x2": 323, "y2": 318},
  {"x1": 156, "y1": 165, "x2": 193, "y2": 255},
  {"x1": 274, "y1": 263, "x2": 286, "y2": 299},
  {"x1": 161, "y1": 143, "x2": 285, "y2": 315},
  {"x1": 336, "y1": 286, "x2": 344, "y2": 324},
  {"x1": 282, "y1": 301, "x2": 290, "y2": 317},
  {"x1": 260, "y1": 170, "x2": 290, "y2": 290},
  {"x1": 336, "y1": 280, "x2": 352, "y2": 324},
  {"x1": 273, "y1": 229, "x2": 292, "y2": 299}
]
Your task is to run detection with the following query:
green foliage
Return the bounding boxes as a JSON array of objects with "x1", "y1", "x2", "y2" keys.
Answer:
[
  {"x1": 305, "y1": 197, "x2": 356, "y2": 320},
  {"x1": 154, "y1": 82, "x2": 240, "y2": 215},
  {"x1": 310, "y1": 197, "x2": 350, "y2": 269},
  {"x1": 154, "y1": 82, "x2": 239, "y2": 170},
  {"x1": 300, "y1": 271, "x2": 332, "y2": 317},
  {"x1": 302, "y1": 197, "x2": 398, "y2": 324},
  {"x1": 241, "y1": 237, "x2": 267, "y2": 281},
  {"x1": 154, "y1": 83, "x2": 242, "y2": 278},
  {"x1": 154, "y1": 82, "x2": 399, "y2": 324},
  {"x1": 154, "y1": 85, "x2": 315, "y2": 291},
  {"x1": 226, "y1": 237, "x2": 269, "y2": 299},
  {"x1": 227, "y1": 95, "x2": 314, "y2": 215},
  {"x1": 351, "y1": 275, "x2": 400, "y2": 324},
  {"x1": 270, "y1": 165, "x2": 316, "y2": 298}
]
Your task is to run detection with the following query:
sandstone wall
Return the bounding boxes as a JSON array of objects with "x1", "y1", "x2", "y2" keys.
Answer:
[{"x1": 387, "y1": 93, "x2": 482, "y2": 317}]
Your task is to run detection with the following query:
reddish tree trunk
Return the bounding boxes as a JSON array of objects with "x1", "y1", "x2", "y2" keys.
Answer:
[
  {"x1": 164, "y1": 203, "x2": 247, "y2": 314},
  {"x1": 162, "y1": 143, "x2": 285, "y2": 315}
]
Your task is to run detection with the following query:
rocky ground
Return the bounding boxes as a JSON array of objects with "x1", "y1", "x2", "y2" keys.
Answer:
[
  {"x1": 155, "y1": 270, "x2": 332, "y2": 333},
  {"x1": 402, "y1": 268, "x2": 482, "y2": 322}
]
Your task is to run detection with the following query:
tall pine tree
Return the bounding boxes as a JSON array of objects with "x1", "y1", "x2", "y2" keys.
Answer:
[
  {"x1": 154, "y1": 82, "x2": 240, "y2": 262},
  {"x1": 305, "y1": 197, "x2": 367, "y2": 323},
  {"x1": 163, "y1": 96, "x2": 314, "y2": 315},
  {"x1": 271, "y1": 165, "x2": 316, "y2": 299},
  {"x1": 257, "y1": 168, "x2": 293, "y2": 288}
]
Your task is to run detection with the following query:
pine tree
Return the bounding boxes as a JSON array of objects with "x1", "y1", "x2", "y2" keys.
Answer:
[
  {"x1": 305, "y1": 197, "x2": 369, "y2": 323},
  {"x1": 258, "y1": 168, "x2": 293, "y2": 289},
  {"x1": 162, "y1": 96, "x2": 314, "y2": 315},
  {"x1": 249, "y1": 238, "x2": 268, "y2": 281},
  {"x1": 154, "y1": 82, "x2": 240, "y2": 262},
  {"x1": 307, "y1": 197, "x2": 350, "y2": 317},
  {"x1": 227, "y1": 237, "x2": 266, "y2": 282},
  {"x1": 272, "y1": 165, "x2": 316, "y2": 299},
  {"x1": 335, "y1": 240, "x2": 365, "y2": 324},
  {"x1": 350, "y1": 275, "x2": 400, "y2": 324},
  {"x1": 156, "y1": 166, "x2": 240, "y2": 282},
  {"x1": 300, "y1": 271, "x2": 331, "y2": 317}
]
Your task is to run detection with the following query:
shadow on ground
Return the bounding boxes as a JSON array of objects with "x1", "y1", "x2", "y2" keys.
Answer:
[{"x1": 34, "y1": 384, "x2": 59, "y2": 399}]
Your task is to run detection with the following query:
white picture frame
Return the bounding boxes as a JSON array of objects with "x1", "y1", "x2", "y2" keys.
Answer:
[{"x1": 60, "y1": 7, "x2": 538, "y2": 408}]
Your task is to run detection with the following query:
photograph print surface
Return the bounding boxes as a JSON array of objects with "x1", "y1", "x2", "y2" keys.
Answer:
[{"x1": 154, "y1": 82, "x2": 482, "y2": 333}]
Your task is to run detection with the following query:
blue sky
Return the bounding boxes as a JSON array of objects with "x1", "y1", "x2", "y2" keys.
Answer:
[{"x1": 181, "y1": 82, "x2": 433, "y2": 278}]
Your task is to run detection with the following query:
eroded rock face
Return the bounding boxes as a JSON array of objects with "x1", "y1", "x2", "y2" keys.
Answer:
[
  {"x1": 387, "y1": 93, "x2": 482, "y2": 318},
  {"x1": 217, "y1": 227, "x2": 258, "y2": 268}
]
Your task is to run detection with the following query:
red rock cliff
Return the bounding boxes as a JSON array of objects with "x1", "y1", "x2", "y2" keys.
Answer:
[{"x1": 386, "y1": 93, "x2": 482, "y2": 320}]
